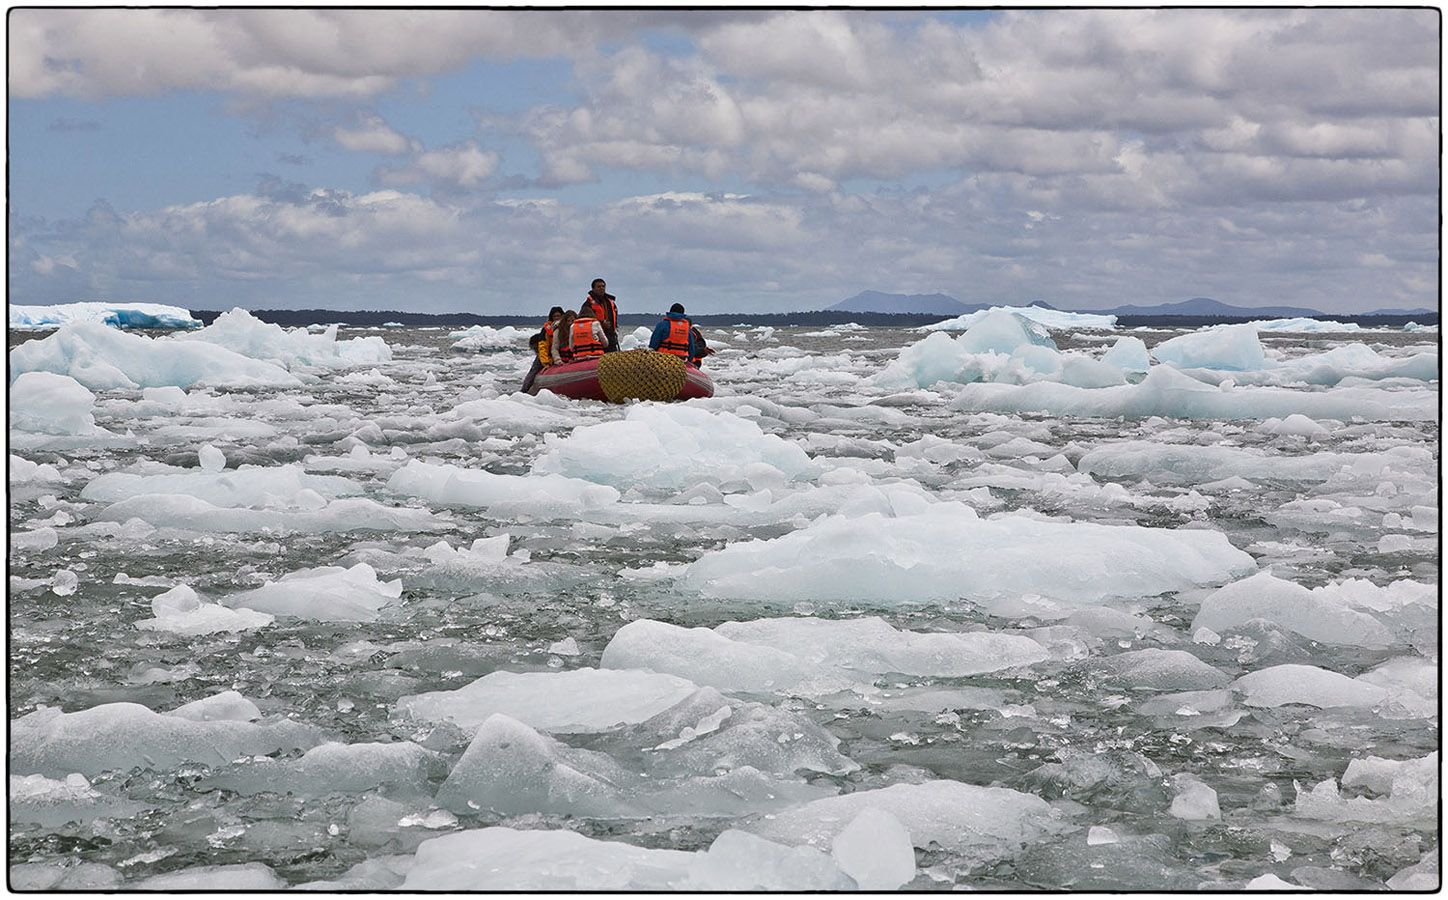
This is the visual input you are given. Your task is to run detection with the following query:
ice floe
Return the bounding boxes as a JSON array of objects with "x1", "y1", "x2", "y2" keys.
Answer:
[{"x1": 9, "y1": 301, "x2": 201, "y2": 330}]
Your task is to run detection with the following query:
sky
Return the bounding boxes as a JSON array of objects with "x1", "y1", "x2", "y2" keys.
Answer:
[{"x1": 7, "y1": 8, "x2": 1440, "y2": 315}]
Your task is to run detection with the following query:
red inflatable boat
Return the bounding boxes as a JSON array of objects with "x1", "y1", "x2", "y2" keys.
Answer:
[{"x1": 528, "y1": 349, "x2": 714, "y2": 403}]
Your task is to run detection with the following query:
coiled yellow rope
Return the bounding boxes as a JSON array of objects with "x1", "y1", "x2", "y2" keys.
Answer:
[{"x1": 596, "y1": 349, "x2": 688, "y2": 403}]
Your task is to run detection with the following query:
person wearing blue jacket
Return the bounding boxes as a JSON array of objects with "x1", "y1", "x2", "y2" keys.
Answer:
[{"x1": 649, "y1": 303, "x2": 699, "y2": 364}]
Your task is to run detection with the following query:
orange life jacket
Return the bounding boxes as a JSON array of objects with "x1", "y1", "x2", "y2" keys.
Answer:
[
  {"x1": 657, "y1": 317, "x2": 692, "y2": 358},
  {"x1": 571, "y1": 317, "x2": 606, "y2": 360},
  {"x1": 689, "y1": 326, "x2": 707, "y2": 367},
  {"x1": 583, "y1": 293, "x2": 618, "y2": 330}
]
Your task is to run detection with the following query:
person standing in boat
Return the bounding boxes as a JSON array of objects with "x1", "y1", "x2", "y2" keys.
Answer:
[
  {"x1": 580, "y1": 278, "x2": 620, "y2": 351},
  {"x1": 520, "y1": 306, "x2": 565, "y2": 393},
  {"x1": 650, "y1": 303, "x2": 699, "y2": 363},
  {"x1": 568, "y1": 310, "x2": 609, "y2": 361}
]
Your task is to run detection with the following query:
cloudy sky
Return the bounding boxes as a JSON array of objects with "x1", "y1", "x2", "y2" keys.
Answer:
[{"x1": 9, "y1": 8, "x2": 1439, "y2": 314}]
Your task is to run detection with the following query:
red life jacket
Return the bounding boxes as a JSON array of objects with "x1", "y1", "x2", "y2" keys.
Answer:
[
  {"x1": 657, "y1": 317, "x2": 691, "y2": 358},
  {"x1": 583, "y1": 293, "x2": 618, "y2": 329},
  {"x1": 571, "y1": 317, "x2": 606, "y2": 360}
]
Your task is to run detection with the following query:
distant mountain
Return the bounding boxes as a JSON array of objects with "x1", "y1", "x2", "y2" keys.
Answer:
[
  {"x1": 1100, "y1": 297, "x2": 1325, "y2": 318},
  {"x1": 830, "y1": 291, "x2": 1059, "y2": 315},
  {"x1": 1362, "y1": 306, "x2": 1437, "y2": 316}
]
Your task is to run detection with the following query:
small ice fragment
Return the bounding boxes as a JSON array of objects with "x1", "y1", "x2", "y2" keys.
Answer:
[
  {"x1": 1192, "y1": 627, "x2": 1221, "y2": 646},
  {"x1": 548, "y1": 637, "x2": 581, "y2": 657},
  {"x1": 1086, "y1": 825, "x2": 1119, "y2": 846},
  {"x1": 51, "y1": 569, "x2": 78, "y2": 596},
  {"x1": 831, "y1": 807, "x2": 916, "y2": 890},
  {"x1": 1269, "y1": 840, "x2": 1292, "y2": 862},
  {"x1": 198, "y1": 444, "x2": 226, "y2": 472},
  {"x1": 1245, "y1": 874, "x2": 1297, "y2": 890},
  {"x1": 1378, "y1": 534, "x2": 1412, "y2": 553},
  {"x1": 1168, "y1": 773, "x2": 1220, "y2": 820}
]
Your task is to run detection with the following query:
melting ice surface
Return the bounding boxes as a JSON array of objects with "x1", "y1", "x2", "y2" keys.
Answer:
[{"x1": 6, "y1": 313, "x2": 1439, "y2": 890}]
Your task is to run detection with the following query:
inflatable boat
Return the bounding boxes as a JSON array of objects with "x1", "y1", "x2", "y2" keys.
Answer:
[{"x1": 528, "y1": 349, "x2": 714, "y2": 402}]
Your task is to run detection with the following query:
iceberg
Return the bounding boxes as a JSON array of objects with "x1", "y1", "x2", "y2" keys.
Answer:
[
  {"x1": 9, "y1": 320, "x2": 299, "y2": 391},
  {"x1": 175, "y1": 308, "x2": 391, "y2": 369},
  {"x1": 135, "y1": 584, "x2": 274, "y2": 636},
  {"x1": 1151, "y1": 325, "x2": 1266, "y2": 371},
  {"x1": 924, "y1": 306, "x2": 1118, "y2": 332},
  {"x1": 220, "y1": 563, "x2": 402, "y2": 622},
  {"x1": 9, "y1": 301, "x2": 201, "y2": 330},
  {"x1": 1245, "y1": 317, "x2": 1361, "y2": 333},
  {"x1": 1232, "y1": 664, "x2": 1389, "y2": 708},
  {"x1": 387, "y1": 460, "x2": 620, "y2": 515},
  {"x1": 1190, "y1": 572, "x2": 1395, "y2": 647}
]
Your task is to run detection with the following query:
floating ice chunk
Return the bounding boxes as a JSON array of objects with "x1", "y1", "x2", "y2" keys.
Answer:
[
  {"x1": 448, "y1": 324, "x2": 531, "y2": 351},
  {"x1": 11, "y1": 702, "x2": 321, "y2": 776},
  {"x1": 1094, "y1": 649, "x2": 1228, "y2": 691},
  {"x1": 1191, "y1": 572, "x2": 1395, "y2": 647},
  {"x1": 1245, "y1": 873, "x2": 1298, "y2": 889},
  {"x1": 601, "y1": 620, "x2": 811, "y2": 693},
  {"x1": 12, "y1": 527, "x2": 59, "y2": 551},
  {"x1": 51, "y1": 569, "x2": 79, "y2": 596},
  {"x1": 1078, "y1": 441, "x2": 1358, "y2": 484},
  {"x1": 714, "y1": 616, "x2": 1048, "y2": 678},
  {"x1": 1152, "y1": 325, "x2": 1265, "y2": 371},
  {"x1": 9, "y1": 321, "x2": 299, "y2": 390},
  {"x1": 396, "y1": 667, "x2": 698, "y2": 734},
  {"x1": 1258, "y1": 414, "x2": 1330, "y2": 438},
  {"x1": 166, "y1": 690, "x2": 261, "y2": 722},
  {"x1": 924, "y1": 306, "x2": 1116, "y2": 332},
  {"x1": 1232, "y1": 664, "x2": 1388, "y2": 708},
  {"x1": 1295, "y1": 752, "x2": 1438, "y2": 824},
  {"x1": 1100, "y1": 336, "x2": 1150, "y2": 373},
  {"x1": 435, "y1": 713, "x2": 644, "y2": 817},
  {"x1": 1387, "y1": 849, "x2": 1440, "y2": 890},
  {"x1": 684, "y1": 829, "x2": 853, "y2": 890},
  {"x1": 10, "y1": 454, "x2": 64, "y2": 483},
  {"x1": 1087, "y1": 825, "x2": 1120, "y2": 846},
  {"x1": 10, "y1": 372, "x2": 104, "y2": 435},
  {"x1": 132, "y1": 863, "x2": 286, "y2": 890},
  {"x1": 831, "y1": 807, "x2": 916, "y2": 889},
  {"x1": 548, "y1": 637, "x2": 581, "y2": 657},
  {"x1": 387, "y1": 460, "x2": 619, "y2": 515},
  {"x1": 445, "y1": 396, "x2": 581, "y2": 432},
  {"x1": 81, "y1": 463, "x2": 361, "y2": 508},
  {"x1": 1168, "y1": 774, "x2": 1220, "y2": 820},
  {"x1": 401, "y1": 827, "x2": 698, "y2": 890},
  {"x1": 197, "y1": 443, "x2": 226, "y2": 472},
  {"x1": 9, "y1": 302, "x2": 201, "y2": 331},
  {"x1": 9, "y1": 861, "x2": 123, "y2": 890},
  {"x1": 136, "y1": 583, "x2": 273, "y2": 636},
  {"x1": 1403, "y1": 321, "x2": 1438, "y2": 333},
  {"x1": 954, "y1": 364, "x2": 1435, "y2": 421},
  {"x1": 204, "y1": 740, "x2": 439, "y2": 798},
  {"x1": 620, "y1": 325, "x2": 654, "y2": 350},
  {"x1": 533, "y1": 405, "x2": 819, "y2": 491},
  {"x1": 1358, "y1": 657, "x2": 1437, "y2": 718},
  {"x1": 9, "y1": 772, "x2": 149, "y2": 827},
  {"x1": 94, "y1": 493, "x2": 444, "y2": 534},
  {"x1": 221, "y1": 563, "x2": 402, "y2": 622},
  {"x1": 681, "y1": 503, "x2": 1254, "y2": 605},
  {"x1": 1058, "y1": 355, "x2": 1127, "y2": 388},
  {"x1": 752, "y1": 780, "x2": 1066, "y2": 867},
  {"x1": 1247, "y1": 317, "x2": 1360, "y2": 333},
  {"x1": 176, "y1": 308, "x2": 391, "y2": 369},
  {"x1": 1265, "y1": 343, "x2": 1439, "y2": 385},
  {"x1": 294, "y1": 856, "x2": 414, "y2": 890}
]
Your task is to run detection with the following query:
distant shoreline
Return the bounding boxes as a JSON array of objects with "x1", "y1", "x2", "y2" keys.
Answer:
[{"x1": 189, "y1": 308, "x2": 1439, "y2": 330}]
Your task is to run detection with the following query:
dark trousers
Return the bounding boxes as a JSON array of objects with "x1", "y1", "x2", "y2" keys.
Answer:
[{"x1": 520, "y1": 358, "x2": 543, "y2": 393}]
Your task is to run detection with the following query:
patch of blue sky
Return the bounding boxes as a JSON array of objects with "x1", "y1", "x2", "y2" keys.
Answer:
[{"x1": 9, "y1": 92, "x2": 315, "y2": 220}]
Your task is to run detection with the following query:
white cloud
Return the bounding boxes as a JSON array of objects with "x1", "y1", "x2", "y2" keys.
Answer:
[
  {"x1": 379, "y1": 142, "x2": 501, "y2": 190},
  {"x1": 333, "y1": 114, "x2": 414, "y2": 155}
]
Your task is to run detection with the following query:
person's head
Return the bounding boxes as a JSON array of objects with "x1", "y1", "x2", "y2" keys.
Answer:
[
  {"x1": 591, "y1": 279, "x2": 606, "y2": 293},
  {"x1": 561, "y1": 310, "x2": 576, "y2": 327},
  {"x1": 669, "y1": 302, "x2": 686, "y2": 315},
  {"x1": 548, "y1": 306, "x2": 564, "y2": 322}
]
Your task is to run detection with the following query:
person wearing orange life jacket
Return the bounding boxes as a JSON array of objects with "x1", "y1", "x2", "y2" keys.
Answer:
[
  {"x1": 551, "y1": 310, "x2": 577, "y2": 364},
  {"x1": 649, "y1": 303, "x2": 699, "y2": 363},
  {"x1": 520, "y1": 306, "x2": 565, "y2": 393},
  {"x1": 580, "y1": 278, "x2": 620, "y2": 351},
  {"x1": 689, "y1": 325, "x2": 715, "y2": 368},
  {"x1": 569, "y1": 313, "x2": 609, "y2": 360}
]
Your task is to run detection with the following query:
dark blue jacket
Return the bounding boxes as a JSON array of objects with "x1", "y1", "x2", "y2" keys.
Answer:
[{"x1": 649, "y1": 311, "x2": 697, "y2": 359}]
